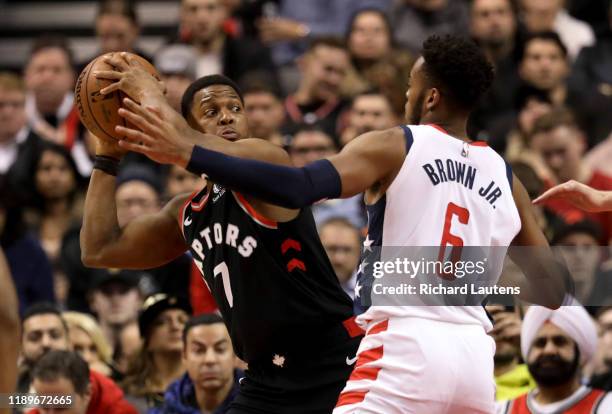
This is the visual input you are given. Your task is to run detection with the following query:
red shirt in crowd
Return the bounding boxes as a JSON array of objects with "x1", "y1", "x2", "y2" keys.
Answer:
[{"x1": 28, "y1": 370, "x2": 137, "y2": 414}]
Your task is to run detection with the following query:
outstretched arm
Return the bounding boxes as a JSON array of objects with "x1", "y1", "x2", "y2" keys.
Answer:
[
  {"x1": 533, "y1": 180, "x2": 612, "y2": 212},
  {"x1": 115, "y1": 99, "x2": 406, "y2": 208},
  {"x1": 509, "y1": 175, "x2": 573, "y2": 308}
]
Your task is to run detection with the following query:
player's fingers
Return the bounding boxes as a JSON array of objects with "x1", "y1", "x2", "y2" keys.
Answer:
[
  {"x1": 117, "y1": 109, "x2": 162, "y2": 137},
  {"x1": 533, "y1": 185, "x2": 567, "y2": 204},
  {"x1": 121, "y1": 52, "x2": 140, "y2": 67},
  {"x1": 103, "y1": 55, "x2": 128, "y2": 71},
  {"x1": 122, "y1": 98, "x2": 163, "y2": 127},
  {"x1": 99, "y1": 82, "x2": 122, "y2": 95},
  {"x1": 93, "y1": 70, "x2": 122, "y2": 80},
  {"x1": 118, "y1": 138, "x2": 149, "y2": 154},
  {"x1": 115, "y1": 125, "x2": 155, "y2": 147}
]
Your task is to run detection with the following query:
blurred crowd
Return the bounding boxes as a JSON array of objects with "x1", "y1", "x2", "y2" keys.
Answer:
[{"x1": 1, "y1": 0, "x2": 612, "y2": 412}]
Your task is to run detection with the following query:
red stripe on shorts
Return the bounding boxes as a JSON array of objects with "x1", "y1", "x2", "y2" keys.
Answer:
[
  {"x1": 366, "y1": 319, "x2": 389, "y2": 336},
  {"x1": 335, "y1": 390, "x2": 368, "y2": 407},
  {"x1": 356, "y1": 345, "x2": 384, "y2": 368},
  {"x1": 349, "y1": 366, "x2": 382, "y2": 381}
]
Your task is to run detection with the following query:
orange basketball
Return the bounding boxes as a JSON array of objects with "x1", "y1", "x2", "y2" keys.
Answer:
[{"x1": 75, "y1": 52, "x2": 159, "y2": 141}]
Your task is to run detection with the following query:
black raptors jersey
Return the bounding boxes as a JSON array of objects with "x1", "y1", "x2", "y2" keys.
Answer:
[{"x1": 180, "y1": 183, "x2": 355, "y2": 366}]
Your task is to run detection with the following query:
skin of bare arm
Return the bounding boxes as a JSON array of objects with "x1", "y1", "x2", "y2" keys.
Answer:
[
  {"x1": 533, "y1": 180, "x2": 612, "y2": 212},
  {"x1": 0, "y1": 248, "x2": 19, "y2": 409},
  {"x1": 509, "y1": 175, "x2": 570, "y2": 308},
  {"x1": 80, "y1": 169, "x2": 189, "y2": 269}
]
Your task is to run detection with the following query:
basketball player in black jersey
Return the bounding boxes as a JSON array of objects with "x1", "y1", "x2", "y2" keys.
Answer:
[{"x1": 81, "y1": 73, "x2": 362, "y2": 413}]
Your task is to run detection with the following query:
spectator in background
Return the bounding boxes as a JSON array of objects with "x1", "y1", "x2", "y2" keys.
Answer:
[
  {"x1": 88, "y1": 270, "x2": 143, "y2": 356},
  {"x1": 485, "y1": 305, "x2": 535, "y2": 401},
  {"x1": 340, "y1": 90, "x2": 397, "y2": 146},
  {"x1": 497, "y1": 303, "x2": 612, "y2": 412},
  {"x1": 282, "y1": 37, "x2": 351, "y2": 143},
  {"x1": 256, "y1": 0, "x2": 391, "y2": 91},
  {"x1": 495, "y1": 86, "x2": 554, "y2": 160},
  {"x1": 163, "y1": 164, "x2": 205, "y2": 202},
  {"x1": 178, "y1": 0, "x2": 278, "y2": 86},
  {"x1": 24, "y1": 36, "x2": 80, "y2": 147},
  {"x1": 288, "y1": 126, "x2": 365, "y2": 228},
  {"x1": 154, "y1": 44, "x2": 197, "y2": 113},
  {"x1": 518, "y1": 32, "x2": 612, "y2": 146},
  {"x1": 319, "y1": 218, "x2": 361, "y2": 300},
  {"x1": 123, "y1": 294, "x2": 191, "y2": 413},
  {"x1": 114, "y1": 323, "x2": 142, "y2": 379},
  {"x1": 344, "y1": 8, "x2": 414, "y2": 117},
  {"x1": 26, "y1": 142, "x2": 82, "y2": 257},
  {"x1": 243, "y1": 80, "x2": 286, "y2": 147},
  {"x1": 0, "y1": 73, "x2": 41, "y2": 180},
  {"x1": 529, "y1": 108, "x2": 612, "y2": 241},
  {"x1": 63, "y1": 311, "x2": 114, "y2": 377},
  {"x1": 0, "y1": 178, "x2": 54, "y2": 315},
  {"x1": 151, "y1": 313, "x2": 241, "y2": 414},
  {"x1": 468, "y1": 0, "x2": 523, "y2": 140},
  {"x1": 116, "y1": 165, "x2": 192, "y2": 302},
  {"x1": 518, "y1": 0, "x2": 594, "y2": 60},
  {"x1": 591, "y1": 307, "x2": 612, "y2": 390},
  {"x1": 392, "y1": 0, "x2": 470, "y2": 55},
  {"x1": 18, "y1": 303, "x2": 70, "y2": 394},
  {"x1": 28, "y1": 350, "x2": 137, "y2": 414},
  {"x1": 551, "y1": 221, "x2": 605, "y2": 304},
  {"x1": 93, "y1": 0, "x2": 148, "y2": 61}
]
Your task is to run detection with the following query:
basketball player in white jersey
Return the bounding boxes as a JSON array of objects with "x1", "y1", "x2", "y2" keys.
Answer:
[{"x1": 99, "y1": 35, "x2": 571, "y2": 414}]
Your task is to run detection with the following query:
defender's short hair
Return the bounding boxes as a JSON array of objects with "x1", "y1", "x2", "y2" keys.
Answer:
[{"x1": 421, "y1": 35, "x2": 495, "y2": 110}]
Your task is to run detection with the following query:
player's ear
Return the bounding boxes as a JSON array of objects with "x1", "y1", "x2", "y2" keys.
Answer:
[{"x1": 425, "y1": 87, "x2": 441, "y2": 111}]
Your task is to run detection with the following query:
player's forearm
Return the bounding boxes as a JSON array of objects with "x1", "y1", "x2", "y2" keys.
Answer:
[
  {"x1": 80, "y1": 170, "x2": 123, "y2": 267},
  {"x1": 185, "y1": 145, "x2": 341, "y2": 208},
  {"x1": 0, "y1": 249, "x2": 20, "y2": 396},
  {"x1": 601, "y1": 191, "x2": 612, "y2": 211}
]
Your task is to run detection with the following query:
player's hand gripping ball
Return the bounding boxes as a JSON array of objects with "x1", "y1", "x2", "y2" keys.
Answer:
[{"x1": 75, "y1": 52, "x2": 160, "y2": 141}]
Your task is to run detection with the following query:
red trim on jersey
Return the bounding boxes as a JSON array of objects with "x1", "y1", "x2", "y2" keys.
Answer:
[
  {"x1": 356, "y1": 346, "x2": 384, "y2": 368},
  {"x1": 233, "y1": 192, "x2": 278, "y2": 229},
  {"x1": 335, "y1": 390, "x2": 368, "y2": 408},
  {"x1": 286, "y1": 258, "x2": 306, "y2": 272},
  {"x1": 509, "y1": 389, "x2": 606, "y2": 414},
  {"x1": 343, "y1": 316, "x2": 365, "y2": 338},
  {"x1": 428, "y1": 123, "x2": 489, "y2": 146},
  {"x1": 366, "y1": 319, "x2": 389, "y2": 336},
  {"x1": 281, "y1": 238, "x2": 302, "y2": 254},
  {"x1": 191, "y1": 191, "x2": 210, "y2": 212},
  {"x1": 179, "y1": 190, "x2": 200, "y2": 238}
]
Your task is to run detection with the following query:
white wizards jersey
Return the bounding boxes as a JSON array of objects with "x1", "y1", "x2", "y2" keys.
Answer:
[{"x1": 356, "y1": 124, "x2": 522, "y2": 331}]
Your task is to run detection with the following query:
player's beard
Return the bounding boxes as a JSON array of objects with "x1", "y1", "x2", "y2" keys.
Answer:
[
  {"x1": 408, "y1": 91, "x2": 425, "y2": 125},
  {"x1": 527, "y1": 350, "x2": 580, "y2": 387}
]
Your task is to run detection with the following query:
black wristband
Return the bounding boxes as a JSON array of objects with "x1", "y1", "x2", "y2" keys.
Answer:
[{"x1": 93, "y1": 155, "x2": 120, "y2": 176}]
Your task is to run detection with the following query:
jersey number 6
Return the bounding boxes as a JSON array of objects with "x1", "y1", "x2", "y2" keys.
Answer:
[{"x1": 438, "y1": 202, "x2": 470, "y2": 280}]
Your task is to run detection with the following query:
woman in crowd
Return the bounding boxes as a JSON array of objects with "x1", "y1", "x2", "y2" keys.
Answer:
[
  {"x1": 63, "y1": 311, "x2": 113, "y2": 376},
  {"x1": 344, "y1": 8, "x2": 414, "y2": 117},
  {"x1": 122, "y1": 294, "x2": 191, "y2": 413}
]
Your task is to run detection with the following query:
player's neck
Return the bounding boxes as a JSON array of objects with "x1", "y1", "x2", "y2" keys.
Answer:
[
  {"x1": 426, "y1": 117, "x2": 470, "y2": 141},
  {"x1": 195, "y1": 377, "x2": 234, "y2": 413},
  {"x1": 535, "y1": 379, "x2": 581, "y2": 405}
]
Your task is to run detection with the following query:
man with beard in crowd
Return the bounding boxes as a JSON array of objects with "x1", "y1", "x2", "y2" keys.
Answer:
[{"x1": 497, "y1": 302, "x2": 612, "y2": 413}]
